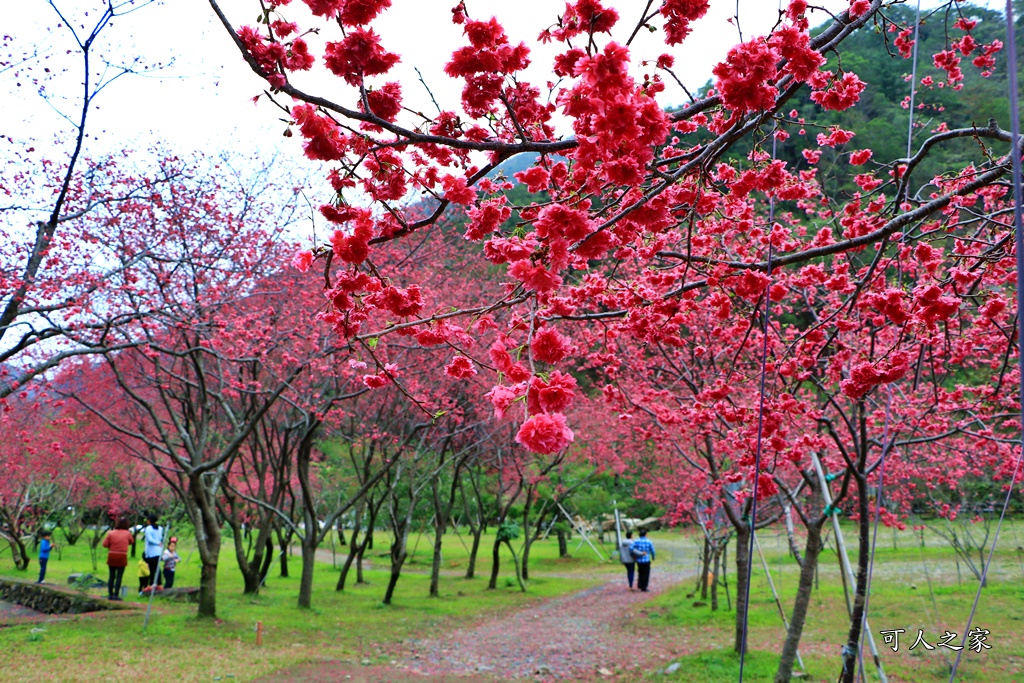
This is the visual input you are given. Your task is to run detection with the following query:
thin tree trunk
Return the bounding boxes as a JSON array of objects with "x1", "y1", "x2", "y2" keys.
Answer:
[
  {"x1": 785, "y1": 505, "x2": 805, "y2": 568},
  {"x1": 257, "y1": 537, "x2": 274, "y2": 586},
  {"x1": 465, "y1": 524, "x2": 482, "y2": 579},
  {"x1": 198, "y1": 560, "x2": 218, "y2": 617},
  {"x1": 6, "y1": 539, "x2": 29, "y2": 571},
  {"x1": 383, "y1": 523, "x2": 410, "y2": 605},
  {"x1": 700, "y1": 536, "x2": 712, "y2": 599},
  {"x1": 775, "y1": 522, "x2": 824, "y2": 683},
  {"x1": 229, "y1": 516, "x2": 268, "y2": 594},
  {"x1": 429, "y1": 517, "x2": 444, "y2": 597},
  {"x1": 557, "y1": 528, "x2": 568, "y2": 557},
  {"x1": 733, "y1": 528, "x2": 750, "y2": 653},
  {"x1": 520, "y1": 489, "x2": 535, "y2": 581},
  {"x1": 276, "y1": 527, "x2": 292, "y2": 578},
  {"x1": 723, "y1": 537, "x2": 731, "y2": 612},
  {"x1": 337, "y1": 507, "x2": 363, "y2": 591},
  {"x1": 191, "y1": 478, "x2": 223, "y2": 619},
  {"x1": 503, "y1": 539, "x2": 526, "y2": 592},
  {"x1": 487, "y1": 535, "x2": 502, "y2": 590},
  {"x1": 356, "y1": 532, "x2": 368, "y2": 584},
  {"x1": 711, "y1": 544, "x2": 721, "y2": 611},
  {"x1": 838, "y1": 474, "x2": 871, "y2": 683},
  {"x1": 297, "y1": 533, "x2": 317, "y2": 609}
]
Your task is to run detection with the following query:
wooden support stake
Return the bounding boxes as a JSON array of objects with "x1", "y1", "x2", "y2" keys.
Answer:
[
  {"x1": 256, "y1": 621, "x2": 264, "y2": 646},
  {"x1": 755, "y1": 535, "x2": 805, "y2": 673},
  {"x1": 811, "y1": 453, "x2": 888, "y2": 683}
]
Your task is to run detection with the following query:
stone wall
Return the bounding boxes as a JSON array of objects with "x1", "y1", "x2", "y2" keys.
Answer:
[{"x1": 0, "y1": 579, "x2": 115, "y2": 615}]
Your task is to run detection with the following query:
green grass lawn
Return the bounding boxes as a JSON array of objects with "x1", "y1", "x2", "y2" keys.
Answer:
[
  {"x1": 0, "y1": 528, "x2": 606, "y2": 683},
  {"x1": 635, "y1": 521, "x2": 1024, "y2": 683},
  {"x1": 2, "y1": 521, "x2": 1022, "y2": 682}
]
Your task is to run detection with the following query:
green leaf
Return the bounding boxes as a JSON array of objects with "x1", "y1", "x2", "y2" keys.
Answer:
[{"x1": 367, "y1": 337, "x2": 379, "y2": 349}]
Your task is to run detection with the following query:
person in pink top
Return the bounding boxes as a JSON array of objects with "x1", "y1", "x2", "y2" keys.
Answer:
[{"x1": 102, "y1": 517, "x2": 134, "y2": 601}]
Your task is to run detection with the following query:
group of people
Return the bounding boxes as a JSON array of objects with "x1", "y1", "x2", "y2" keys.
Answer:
[
  {"x1": 100, "y1": 514, "x2": 180, "y2": 600},
  {"x1": 33, "y1": 514, "x2": 182, "y2": 600},
  {"x1": 617, "y1": 529, "x2": 656, "y2": 592}
]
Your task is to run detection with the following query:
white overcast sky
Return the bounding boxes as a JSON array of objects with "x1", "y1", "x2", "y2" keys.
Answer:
[{"x1": 2, "y1": 0, "x2": 871, "y2": 162}]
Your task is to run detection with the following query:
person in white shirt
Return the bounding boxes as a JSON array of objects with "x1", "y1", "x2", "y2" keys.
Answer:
[
  {"x1": 142, "y1": 514, "x2": 164, "y2": 589},
  {"x1": 618, "y1": 531, "x2": 636, "y2": 591}
]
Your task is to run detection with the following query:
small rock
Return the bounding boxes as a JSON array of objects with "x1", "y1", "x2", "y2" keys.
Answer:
[
  {"x1": 665, "y1": 662, "x2": 682, "y2": 675},
  {"x1": 360, "y1": 658, "x2": 371, "y2": 666},
  {"x1": 910, "y1": 584, "x2": 917, "y2": 590},
  {"x1": 597, "y1": 667, "x2": 613, "y2": 677}
]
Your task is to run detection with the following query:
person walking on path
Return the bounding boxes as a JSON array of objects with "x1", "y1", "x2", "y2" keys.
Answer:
[
  {"x1": 102, "y1": 517, "x2": 134, "y2": 600},
  {"x1": 36, "y1": 530, "x2": 55, "y2": 583},
  {"x1": 631, "y1": 529, "x2": 656, "y2": 592},
  {"x1": 142, "y1": 514, "x2": 164, "y2": 589},
  {"x1": 618, "y1": 531, "x2": 636, "y2": 591},
  {"x1": 161, "y1": 538, "x2": 181, "y2": 589}
]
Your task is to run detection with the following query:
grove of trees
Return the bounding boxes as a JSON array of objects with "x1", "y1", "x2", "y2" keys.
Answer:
[{"x1": 3, "y1": 2, "x2": 1024, "y2": 682}]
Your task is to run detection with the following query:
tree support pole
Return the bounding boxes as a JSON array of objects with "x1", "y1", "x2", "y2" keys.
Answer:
[
  {"x1": 143, "y1": 523, "x2": 170, "y2": 632},
  {"x1": 811, "y1": 454, "x2": 888, "y2": 683},
  {"x1": 555, "y1": 500, "x2": 606, "y2": 562},
  {"x1": 754, "y1": 535, "x2": 805, "y2": 673}
]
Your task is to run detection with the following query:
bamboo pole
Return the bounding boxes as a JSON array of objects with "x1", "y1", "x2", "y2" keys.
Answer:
[
  {"x1": 811, "y1": 453, "x2": 888, "y2": 683},
  {"x1": 754, "y1": 535, "x2": 805, "y2": 673}
]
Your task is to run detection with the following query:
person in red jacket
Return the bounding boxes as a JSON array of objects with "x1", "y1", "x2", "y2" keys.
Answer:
[{"x1": 102, "y1": 517, "x2": 134, "y2": 601}]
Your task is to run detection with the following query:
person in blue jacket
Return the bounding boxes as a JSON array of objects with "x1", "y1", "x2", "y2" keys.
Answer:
[
  {"x1": 631, "y1": 529, "x2": 656, "y2": 592},
  {"x1": 37, "y1": 530, "x2": 56, "y2": 583}
]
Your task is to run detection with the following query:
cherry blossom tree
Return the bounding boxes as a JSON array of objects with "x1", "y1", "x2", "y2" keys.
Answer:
[
  {"x1": 202, "y1": 0, "x2": 1024, "y2": 677},
  {"x1": 0, "y1": 1, "x2": 169, "y2": 397},
  {"x1": 54, "y1": 155, "x2": 311, "y2": 617}
]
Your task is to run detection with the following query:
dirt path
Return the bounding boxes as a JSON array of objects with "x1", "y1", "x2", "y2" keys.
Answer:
[
  {"x1": 393, "y1": 567, "x2": 687, "y2": 681},
  {"x1": 257, "y1": 538, "x2": 696, "y2": 683}
]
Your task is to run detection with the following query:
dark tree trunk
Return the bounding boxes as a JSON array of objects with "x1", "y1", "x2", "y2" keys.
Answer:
[
  {"x1": 700, "y1": 536, "x2": 712, "y2": 599},
  {"x1": 735, "y1": 531, "x2": 755, "y2": 654},
  {"x1": 87, "y1": 524, "x2": 109, "y2": 572},
  {"x1": 191, "y1": 476, "x2": 223, "y2": 619},
  {"x1": 711, "y1": 543, "x2": 721, "y2": 611},
  {"x1": 230, "y1": 516, "x2": 272, "y2": 594},
  {"x1": 557, "y1": 528, "x2": 568, "y2": 558},
  {"x1": 337, "y1": 507, "x2": 363, "y2": 592},
  {"x1": 257, "y1": 537, "x2": 274, "y2": 586},
  {"x1": 276, "y1": 527, "x2": 292, "y2": 578},
  {"x1": 356, "y1": 529, "x2": 369, "y2": 584},
  {"x1": 519, "y1": 489, "x2": 535, "y2": 581},
  {"x1": 503, "y1": 539, "x2": 526, "y2": 592},
  {"x1": 383, "y1": 559, "x2": 405, "y2": 605},
  {"x1": 298, "y1": 533, "x2": 317, "y2": 609},
  {"x1": 465, "y1": 524, "x2": 482, "y2": 579},
  {"x1": 198, "y1": 560, "x2": 218, "y2": 618},
  {"x1": 487, "y1": 535, "x2": 501, "y2": 590},
  {"x1": 839, "y1": 474, "x2": 871, "y2": 683},
  {"x1": 775, "y1": 521, "x2": 824, "y2": 683},
  {"x1": 383, "y1": 525, "x2": 409, "y2": 605},
  {"x1": 7, "y1": 538, "x2": 29, "y2": 571},
  {"x1": 429, "y1": 518, "x2": 444, "y2": 597}
]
